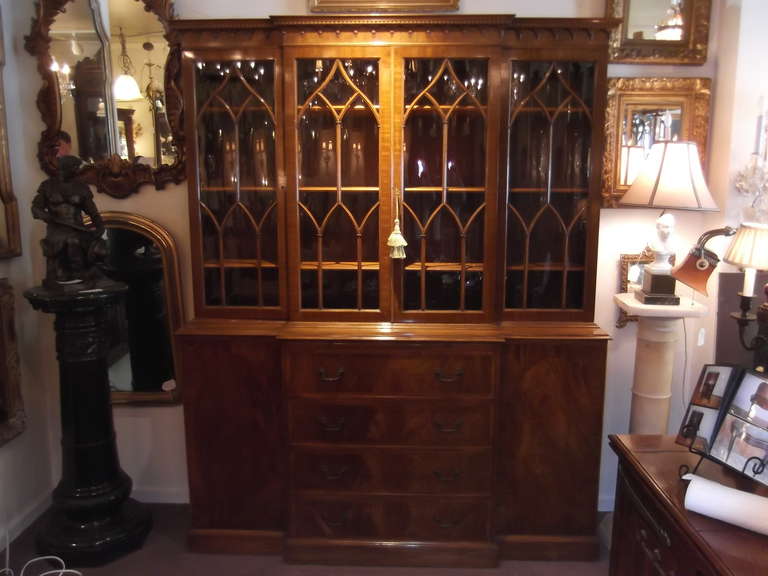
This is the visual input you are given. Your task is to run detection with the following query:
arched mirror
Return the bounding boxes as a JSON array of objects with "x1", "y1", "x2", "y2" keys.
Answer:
[
  {"x1": 97, "y1": 212, "x2": 183, "y2": 404},
  {"x1": 25, "y1": 0, "x2": 184, "y2": 199}
]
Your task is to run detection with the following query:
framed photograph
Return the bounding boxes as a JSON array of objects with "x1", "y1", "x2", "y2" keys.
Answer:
[
  {"x1": 710, "y1": 414, "x2": 768, "y2": 486},
  {"x1": 728, "y1": 371, "x2": 768, "y2": 430},
  {"x1": 676, "y1": 405, "x2": 719, "y2": 453},
  {"x1": 690, "y1": 364, "x2": 737, "y2": 410}
]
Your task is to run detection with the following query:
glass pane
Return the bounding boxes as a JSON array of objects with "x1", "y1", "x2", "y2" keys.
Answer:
[
  {"x1": 404, "y1": 112, "x2": 443, "y2": 188},
  {"x1": 505, "y1": 61, "x2": 593, "y2": 313},
  {"x1": 566, "y1": 271, "x2": 584, "y2": 309},
  {"x1": 403, "y1": 58, "x2": 488, "y2": 313},
  {"x1": 225, "y1": 268, "x2": 258, "y2": 306},
  {"x1": 195, "y1": 59, "x2": 279, "y2": 310},
  {"x1": 447, "y1": 109, "x2": 485, "y2": 187},
  {"x1": 341, "y1": 102, "x2": 379, "y2": 187},
  {"x1": 299, "y1": 108, "x2": 337, "y2": 188},
  {"x1": 323, "y1": 270, "x2": 357, "y2": 309},
  {"x1": 296, "y1": 58, "x2": 380, "y2": 312},
  {"x1": 527, "y1": 270, "x2": 563, "y2": 309},
  {"x1": 626, "y1": 0, "x2": 684, "y2": 41}
]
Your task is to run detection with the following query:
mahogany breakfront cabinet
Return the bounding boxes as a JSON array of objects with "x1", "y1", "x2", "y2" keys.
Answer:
[{"x1": 173, "y1": 15, "x2": 612, "y2": 568}]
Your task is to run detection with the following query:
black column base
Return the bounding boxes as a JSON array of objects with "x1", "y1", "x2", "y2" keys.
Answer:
[{"x1": 36, "y1": 498, "x2": 152, "y2": 567}]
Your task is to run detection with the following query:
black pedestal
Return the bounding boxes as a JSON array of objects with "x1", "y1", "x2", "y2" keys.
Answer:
[
  {"x1": 637, "y1": 269, "x2": 680, "y2": 305},
  {"x1": 25, "y1": 279, "x2": 152, "y2": 566}
]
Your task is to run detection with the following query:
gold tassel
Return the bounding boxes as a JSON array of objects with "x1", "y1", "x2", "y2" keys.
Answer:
[{"x1": 387, "y1": 191, "x2": 407, "y2": 259}]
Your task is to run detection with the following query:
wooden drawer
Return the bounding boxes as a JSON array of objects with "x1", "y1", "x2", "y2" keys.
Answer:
[
  {"x1": 285, "y1": 342, "x2": 496, "y2": 397},
  {"x1": 291, "y1": 494, "x2": 491, "y2": 541},
  {"x1": 292, "y1": 447, "x2": 492, "y2": 494},
  {"x1": 289, "y1": 398, "x2": 492, "y2": 446}
]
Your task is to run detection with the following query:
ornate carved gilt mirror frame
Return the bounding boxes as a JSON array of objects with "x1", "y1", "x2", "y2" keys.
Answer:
[
  {"x1": 24, "y1": 0, "x2": 185, "y2": 199},
  {"x1": 602, "y1": 77, "x2": 711, "y2": 207},
  {"x1": 606, "y1": 0, "x2": 711, "y2": 64}
]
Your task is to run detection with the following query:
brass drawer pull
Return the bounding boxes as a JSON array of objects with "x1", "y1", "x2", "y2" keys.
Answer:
[
  {"x1": 319, "y1": 368, "x2": 345, "y2": 383},
  {"x1": 319, "y1": 464, "x2": 348, "y2": 481},
  {"x1": 317, "y1": 415, "x2": 346, "y2": 432},
  {"x1": 433, "y1": 468, "x2": 462, "y2": 483},
  {"x1": 433, "y1": 420, "x2": 464, "y2": 434},
  {"x1": 433, "y1": 513, "x2": 464, "y2": 529},
  {"x1": 434, "y1": 369, "x2": 464, "y2": 383},
  {"x1": 636, "y1": 529, "x2": 675, "y2": 576}
]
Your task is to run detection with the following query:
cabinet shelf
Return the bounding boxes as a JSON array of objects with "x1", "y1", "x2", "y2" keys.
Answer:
[
  {"x1": 202, "y1": 106, "x2": 273, "y2": 113},
  {"x1": 508, "y1": 187, "x2": 587, "y2": 194},
  {"x1": 405, "y1": 262, "x2": 484, "y2": 272},
  {"x1": 298, "y1": 186, "x2": 379, "y2": 193},
  {"x1": 405, "y1": 104, "x2": 487, "y2": 113},
  {"x1": 404, "y1": 187, "x2": 485, "y2": 193},
  {"x1": 201, "y1": 186, "x2": 275, "y2": 192},
  {"x1": 511, "y1": 106, "x2": 588, "y2": 114},
  {"x1": 204, "y1": 259, "x2": 277, "y2": 269},
  {"x1": 506, "y1": 264, "x2": 585, "y2": 271},
  {"x1": 300, "y1": 261, "x2": 380, "y2": 270}
]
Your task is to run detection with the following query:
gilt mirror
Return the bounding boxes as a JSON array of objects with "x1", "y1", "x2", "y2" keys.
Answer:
[
  {"x1": 606, "y1": 0, "x2": 711, "y2": 64},
  {"x1": 602, "y1": 77, "x2": 711, "y2": 207},
  {"x1": 97, "y1": 212, "x2": 183, "y2": 404},
  {"x1": 25, "y1": 0, "x2": 184, "y2": 199}
]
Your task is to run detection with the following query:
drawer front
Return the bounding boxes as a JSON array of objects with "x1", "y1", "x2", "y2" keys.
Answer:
[
  {"x1": 291, "y1": 495, "x2": 491, "y2": 541},
  {"x1": 285, "y1": 343, "x2": 496, "y2": 397},
  {"x1": 292, "y1": 447, "x2": 492, "y2": 494},
  {"x1": 290, "y1": 399, "x2": 492, "y2": 446}
]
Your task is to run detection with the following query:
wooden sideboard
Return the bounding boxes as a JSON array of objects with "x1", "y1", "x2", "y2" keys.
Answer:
[{"x1": 609, "y1": 434, "x2": 768, "y2": 576}]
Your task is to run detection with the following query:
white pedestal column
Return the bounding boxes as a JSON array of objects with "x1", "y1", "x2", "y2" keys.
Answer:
[{"x1": 615, "y1": 293, "x2": 708, "y2": 434}]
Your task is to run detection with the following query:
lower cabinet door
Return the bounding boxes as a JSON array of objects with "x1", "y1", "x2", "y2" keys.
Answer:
[{"x1": 291, "y1": 494, "x2": 491, "y2": 541}]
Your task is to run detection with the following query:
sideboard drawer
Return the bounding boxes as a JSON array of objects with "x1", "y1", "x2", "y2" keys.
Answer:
[
  {"x1": 289, "y1": 399, "x2": 492, "y2": 446},
  {"x1": 285, "y1": 342, "x2": 496, "y2": 397},
  {"x1": 292, "y1": 447, "x2": 492, "y2": 494},
  {"x1": 291, "y1": 494, "x2": 491, "y2": 541}
]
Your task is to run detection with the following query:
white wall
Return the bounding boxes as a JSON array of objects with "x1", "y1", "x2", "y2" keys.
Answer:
[
  {"x1": 0, "y1": 0, "x2": 58, "y2": 545},
  {"x1": 1, "y1": 0, "x2": 764, "y2": 546}
]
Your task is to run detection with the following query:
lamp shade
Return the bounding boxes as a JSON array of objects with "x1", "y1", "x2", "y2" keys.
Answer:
[
  {"x1": 620, "y1": 141, "x2": 718, "y2": 211},
  {"x1": 113, "y1": 74, "x2": 142, "y2": 101},
  {"x1": 724, "y1": 222, "x2": 768, "y2": 270}
]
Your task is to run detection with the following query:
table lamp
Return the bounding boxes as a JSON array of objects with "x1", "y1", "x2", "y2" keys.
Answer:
[
  {"x1": 620, "y1": 141, "x2": 718, "y2": 304},
  {"x1": 725, "y1": 222, "x2": 768, "y2": 370}
]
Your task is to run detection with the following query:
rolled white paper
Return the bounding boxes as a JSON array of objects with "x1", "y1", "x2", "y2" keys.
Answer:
[{"x1": 684, "y1": 474, "x2": 768, "y2": 536}]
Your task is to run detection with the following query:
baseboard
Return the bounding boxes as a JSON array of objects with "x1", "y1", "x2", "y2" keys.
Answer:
[
  {"x1": 285, "y1": 538, "x2": 499, "y2": 568},
  {"x1": 131, "y1": 486, "x2": 189, "y2": 504},
  {"x1": 0, "y1": 491, "x2": 51, "y2": 548},
  {"x1": 188, "y1": 529, "x2": 283, "y2": 555},
  {"x1": 498, "y1": 533, "x2": 599, "y2": 561}
]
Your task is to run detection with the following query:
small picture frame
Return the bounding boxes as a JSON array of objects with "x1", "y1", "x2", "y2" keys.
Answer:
[
  {"x1": 710, "y1": 413, "x2": 768, "y2": 486},
  {"x1": 690, "y1": 364, "x2": 735, "y2": 410},
  {"x1": 676, "y1": 405, "x2": 719, "y2": 453},
  {"x1": 728, "y1": 371, "x2": 768, "y2": 430}
]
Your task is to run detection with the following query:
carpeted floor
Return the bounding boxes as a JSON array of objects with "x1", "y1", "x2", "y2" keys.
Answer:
[{"x1": 4, "y1": 505, "x2": 609, "y2": 575}]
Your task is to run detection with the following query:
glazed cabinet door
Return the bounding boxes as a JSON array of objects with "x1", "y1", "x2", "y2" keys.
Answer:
[
  {"x1": 285, "y1": 48, "x2": 392, "y2": 320},
  {"x1": 394, "y1": 49, "x2": 502, "y2": 321},
  {"x1": 184, "y1": 48, "x2": 286, "y2": 318},
  {"x1": 502, "y1": 59, "x2": 603, "y2": 321}
]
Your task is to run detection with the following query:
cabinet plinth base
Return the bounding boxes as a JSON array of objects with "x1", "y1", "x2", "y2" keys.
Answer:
[
  {"x1": 284, "y1": 538, "x2": 499, "y2": 568},
  {"x1": 498, "y1": 534, "x2": 599, "y2": 561},
  {"x1": 187, "y1": 529, "x2": 283, "y2": 555}
]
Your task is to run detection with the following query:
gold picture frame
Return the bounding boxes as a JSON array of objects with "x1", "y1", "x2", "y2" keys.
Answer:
[
  {"x1": 602, "y1": 77, "x2": 711, "y2": 207},
  {"x1": 0, "y1": 279, "x2": 24, "y2": 446},
  {"x1": 309, "y1": 0, "x2": 459, "y2": 12},
  {"x1": 0, "y1": 6, "x2": 20, "y2": 258},
  {"x1": 606, "y1": 0, "x2": 711, "y2": 64},
  {"x1": 617, "y1": 251, "x2": 654, "y2": 328}
]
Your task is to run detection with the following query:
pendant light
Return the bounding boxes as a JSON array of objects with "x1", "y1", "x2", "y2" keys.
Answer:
[{"x1": 113, "y1": 27, "x2": 142, "y2": 101}]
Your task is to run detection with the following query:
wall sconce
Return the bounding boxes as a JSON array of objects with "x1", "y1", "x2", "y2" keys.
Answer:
[{"x1": 725, "y1": 222, "x2": 768, "y2": 370}]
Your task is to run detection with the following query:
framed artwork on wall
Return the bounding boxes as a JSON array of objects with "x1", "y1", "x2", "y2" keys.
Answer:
[
  {"x1": 0, "y1": 6, "x2": 21, "y2": 258},
  {"x1": 0, "y1": 279, "x2": 24, "y2": 446}
]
